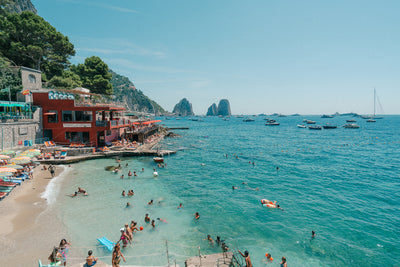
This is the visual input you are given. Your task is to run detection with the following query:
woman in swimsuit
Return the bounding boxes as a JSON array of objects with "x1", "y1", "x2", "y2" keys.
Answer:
[
  {"x1": 119, "y1": 228, "x2": 130, "y2": 247},
  {"x1": 112, "y1": 243, "x2": 126, "y2": 267},
  {"x1": 280, "y1": 256, "x2": 287, "y2": 267},
  {"x1": 58, "y1": 239, "x2": 71, "y2": 266}
]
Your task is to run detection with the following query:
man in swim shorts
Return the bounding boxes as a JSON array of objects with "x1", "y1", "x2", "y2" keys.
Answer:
[{"x1": 238, "y1": 250, "x2": 252, "y2": 267}]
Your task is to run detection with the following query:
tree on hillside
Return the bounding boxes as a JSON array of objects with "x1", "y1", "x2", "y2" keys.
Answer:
[
  {"x1": 0, "y1": 56, "x2": 22, "y2": 101},
  {"x1": 71, "y1": 56, "x2": 113, "y2": 95},
  {"x1": 0, "y1": 11, "x2": 75, "y2": 79},
  {"x1": 48, "y1": 70, "x2": 82, "y2": 89}
]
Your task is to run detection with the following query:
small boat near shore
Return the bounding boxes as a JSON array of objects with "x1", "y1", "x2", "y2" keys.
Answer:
[
  {"x1": 243, "y1": 118, "x2": 255, "y2": 122},
  {"x1": 153, "y1": 157, "x2": 164, "y2": 163},
  {"x1": 265, "y1": 122, "x2": 280, "y2": 126},
  {"x1": 343, "y1": 123, "x2": 360, "y2": 129},
  {"x1": 323, "y1": 124, "x2": 337, "y2": 129},
  {"x1": 297, "y1": 124, "x2": 307, "y2": 128},
  {"x1": 305, "y1": 120, "x2": 316, "y2": 124},
  {"x1": 309, "y1": 125, "x2": 322, "y2": 130},
  {"x1": 346, "y1": 119, "x2": 356, "y2": 123}
]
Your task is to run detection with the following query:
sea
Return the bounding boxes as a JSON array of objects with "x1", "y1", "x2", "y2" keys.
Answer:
[{"x1": 46, "y1": 115, "x2": 400, "y2": 266}]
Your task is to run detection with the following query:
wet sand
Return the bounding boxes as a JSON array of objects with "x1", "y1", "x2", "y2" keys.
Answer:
[{"x1": 0, "y1": 165, "x2": 68, "y2": 267}]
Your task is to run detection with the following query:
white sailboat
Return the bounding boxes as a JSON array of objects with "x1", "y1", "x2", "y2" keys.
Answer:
[{"x1": 367, "y1": 88, "x2": 377, "y2": 122}]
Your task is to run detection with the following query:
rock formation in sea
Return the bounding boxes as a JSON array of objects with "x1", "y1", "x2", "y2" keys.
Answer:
[
  {"x1": 206, "y1": 103, "x2": 218, "y2": 116},
  {"x1": 172, "y1": 98, "x2": 194, "y2": 116},
  {"x1": 217, "y1": 99, "x2": 231, "y2": 116}
]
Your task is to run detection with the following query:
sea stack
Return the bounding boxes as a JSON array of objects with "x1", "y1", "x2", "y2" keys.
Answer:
[
  {"x1": 217, "y1": 99, "x2": 231, "y2": 116},
  {"x1": 206, "y1": 103, "x2": 218, "y2": 116},
  {"x1": 172, "y1": 98, "x2": 194, "y2": 116}
]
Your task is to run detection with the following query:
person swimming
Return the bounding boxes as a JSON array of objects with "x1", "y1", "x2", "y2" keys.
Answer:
[
  {"x1": 121, "y1": 190, "x2": 126, "y2": 197},
  {"x1": 144, "y1": 214, "x2": 150, "y2": 223},
  {"x1": 177, "y1": 203, "x2": 183, "y2": 209},
  {"x1": 194, "y1": 212, "x2": 200, "y2": 220},
  {"x1": 78, "y1": 187, "x2": 87, "y2": 195},
  {"x1": 148, "y1": 199, "x2": 153, "y2": 205}
]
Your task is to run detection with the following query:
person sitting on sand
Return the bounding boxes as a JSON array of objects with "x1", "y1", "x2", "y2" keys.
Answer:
[
  {"x1": 78, "y1": 187, "x2": 87, "y2": 195},
  {"x1": 145, "y1": 214, "x2": 151, "y2": 223},
  {"x1": 48, "y1": 247, "x2": 62, "y2": 265},
  {"x1": 84, "y1": 250, "x2": 98, "y2": 267}
]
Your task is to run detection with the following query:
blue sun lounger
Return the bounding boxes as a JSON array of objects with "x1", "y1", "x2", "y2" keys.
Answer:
[{"x1": 97, "y1": 236, "x2": 115, "y2": 252}]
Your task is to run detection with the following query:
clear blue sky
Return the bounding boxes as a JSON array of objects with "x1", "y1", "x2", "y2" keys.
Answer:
[{"x1": 32, "y1": 0, "x2": 399, "y2": 115}]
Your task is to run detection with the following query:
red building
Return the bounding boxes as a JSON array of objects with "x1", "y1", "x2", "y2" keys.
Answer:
[{"x1": 32, "y1": 90, "x2": 131, "y2": 147}]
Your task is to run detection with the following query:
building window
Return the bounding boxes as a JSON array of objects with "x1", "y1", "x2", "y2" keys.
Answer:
[
  {"x1": 106, "y1": 130, "x2": 112, "y2": 136},
  {"x1": 28, "y1": 74, "x2": 36, "y2": 83},
  {"x1": 47, "y1": 110, "x2": 58, "y2": 123},
  {"x1": 62, "y1": 111, "x2": 73, "y2": 122},
  {"x1": 75, "y1": 111, "x2": 92, "y2": 122},
  {"x1": 65, "y1": 131, "x2": 90, "y2": 143}
]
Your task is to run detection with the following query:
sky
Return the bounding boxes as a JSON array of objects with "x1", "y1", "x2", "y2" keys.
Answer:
[{"x1": 32, "y1": 0, "x2": 400, "y2": 115}]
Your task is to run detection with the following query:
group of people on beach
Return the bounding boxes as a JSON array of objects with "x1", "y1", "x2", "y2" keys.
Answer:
[{"x1": 47, "y1": 239, "x2": 70, "y2": 266}]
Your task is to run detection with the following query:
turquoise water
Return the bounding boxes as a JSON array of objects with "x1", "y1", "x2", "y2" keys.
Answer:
[{"x1": 53, "y1": 115, "x2": 400, "y2": 266}]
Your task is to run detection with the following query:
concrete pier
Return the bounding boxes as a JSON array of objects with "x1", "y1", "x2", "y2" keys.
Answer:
[{"x1": 185, "y1": 252, "x2": 233, "y2": 267}]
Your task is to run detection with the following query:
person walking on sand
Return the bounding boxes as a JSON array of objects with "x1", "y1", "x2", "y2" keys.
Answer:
[
  {"x1": 84, "y1": 250, "x2": 98, "y2": 267},
  {"x1": 238, "y1": 250, "x2": 252, "y2": 267},
  {"x1": 112, "y1": 243, "x2": 126, "y2": 267},
  {"x1": 58, "y1": 239, "x2": 70, "y2": 266}
]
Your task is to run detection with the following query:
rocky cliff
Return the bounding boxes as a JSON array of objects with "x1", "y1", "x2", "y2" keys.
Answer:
[
  {"x1": 110, "y1": 70, "x2": 165, "y2": 115},
  {"x1": 206, "y1": 103, "x2": 218, "y2": 116},
  {"x1": 3, "y1": 0, "x2": 37, "y2": 14},
  {"x1": 217, "y1": 99, "x2": 231, "y2": 116},
  {"x1": 172, "y1": 98, "x2": 194, "y2": 116}
]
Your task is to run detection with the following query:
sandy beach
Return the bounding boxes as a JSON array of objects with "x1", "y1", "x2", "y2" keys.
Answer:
[{"x1": 0, "y1": 164, "x2": 68, "y2": 267}]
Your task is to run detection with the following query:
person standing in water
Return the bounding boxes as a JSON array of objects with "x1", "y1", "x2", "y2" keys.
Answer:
[
  {"x1": 280, "y1": 256, "x2": 287, "y2": 267},
  {"x1": 238, "y1": 250, "x2": 252, "y2": 267},
  {"x1": 112, "y1": 243, "x2": 126, "y2": 267}
]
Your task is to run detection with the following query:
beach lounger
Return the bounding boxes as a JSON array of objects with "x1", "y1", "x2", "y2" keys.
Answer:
[
  {"x1": 54, "y1": 151, "x2": 61, "y2": 159},
  {"x1": 49, "y1": 141, "x2": 56, "y2": 146},
  {"x1": 0, "y1": 192, "x2": 7, "y2": 200},
  {"x1": 44, "y1": 141, "x2": 50, "y2": 147},
  {"x1": 60, "y1": 150, "x2": 67, "y2": 159},
  {"x1": 38, "y1": 259, "x2": 61, "y2": 267}
]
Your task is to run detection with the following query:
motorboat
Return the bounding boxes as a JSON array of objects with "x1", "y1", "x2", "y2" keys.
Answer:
[
  {"x1": 323, "y1": 124, "x2": 337, "y2": 129},
  {"x1": 297, "y1": 124, "x2": 307, "y2": 128},
  {"x1": 153, "y1": 157, "x2": 164, "y2": 163},
  {"x1": 243, "y1": 118, "x2": 255, "y2": 122},
  {"x1": 265, "y1": 122, "x2": 280, "y2": 126},
  {"x1": 308, "y1": 125, "x2": 322, "y2": 130},
  {"x1": 343, "y1": 123, "x2": 360, "y2": 129}
]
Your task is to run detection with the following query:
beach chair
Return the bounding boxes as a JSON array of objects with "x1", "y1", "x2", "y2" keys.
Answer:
[
  {"x1": 37, "y1": 153, "x2": 44, "y2": 160},
  {"x1": 54, "y1": 151, "x2": 61, "y2": 159},
  {"x1": 44, "y1": 153, "x2": 51, "y2": 159},
  {"x1": 44, "y1": 141, "x2": 50, "y2": 147},
  {"x1": 49, "y1": 141, "x2": 56, "y2": 147},
  {"x1": 60, "y1": 150, "x2": 67, "y2": 159}
]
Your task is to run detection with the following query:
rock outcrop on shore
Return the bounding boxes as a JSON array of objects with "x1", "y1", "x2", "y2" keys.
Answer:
[
  {"x1": 172, "y1": 98, "x2": 194, "y2": 116},
  {"x1": 206, "y1": 103, "x2": 218, "y2": 116}
]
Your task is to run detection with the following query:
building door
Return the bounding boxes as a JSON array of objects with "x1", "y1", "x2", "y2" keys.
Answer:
[
  {"x1": 97, "y1": 131, "x2": 105, "y2": 147},
  {"x1": 43, "y1": 129, "x2": 53, "y2": 140}
]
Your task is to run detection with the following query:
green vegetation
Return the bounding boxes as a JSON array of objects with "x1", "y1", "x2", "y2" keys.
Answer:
[
  {"x1": 71, "y1": 56, "x2": 113, "y2": 95},
  {"x1": 0, "y1": 1, "x2": 166, "y2": 112},
  {"x1": 0, "y1": 56, "x2": 22, "y2": 101},
  {"x1": 111, "y1": 70, "x2": 165, "y2": 114},
  {"x1": 0, "y1": 11, "x2": 75, "y2": 79}
]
